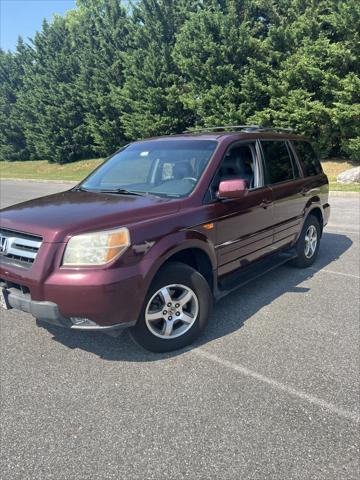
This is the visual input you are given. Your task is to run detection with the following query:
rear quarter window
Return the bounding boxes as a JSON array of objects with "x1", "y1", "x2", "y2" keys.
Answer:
[{"x1": 293, "y1": 141, "x2": 322, "y2": 176}]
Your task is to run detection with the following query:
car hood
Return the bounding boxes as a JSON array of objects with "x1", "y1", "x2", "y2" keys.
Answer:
[{"x1": 0, "y1": 189, "x2": 180, "y2": 242}]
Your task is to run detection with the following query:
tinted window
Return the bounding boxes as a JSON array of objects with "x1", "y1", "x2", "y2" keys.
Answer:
[
  {"x1": 293, "y1": 141, "x2": 322, "y2": 176},
  {"x1": 218, "y1": 144, "x2": 256, "y2": 187},
  {"x1": 208, "y1": 142, "x2": 258, "y2": 201},
  {"x1": 261, "y1": 141, "x2": 295, "y2": 184},
  {"x1": 287, "y1": 143, "x2": 301, "y2": 178}
]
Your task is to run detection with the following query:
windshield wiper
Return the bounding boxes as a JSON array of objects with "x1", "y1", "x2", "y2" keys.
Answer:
[
  {"x1": 75, "y1": 186, "x2": 160, "y2": 198},
  {"x1": 98, "y1": 188, "x2": 147, "y2": 197}
]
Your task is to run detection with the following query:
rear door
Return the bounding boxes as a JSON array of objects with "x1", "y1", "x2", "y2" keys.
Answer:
[
  {"x1": 210, "y1": 141, "x2": 274, "y2": 276},
  {"x1": 259, "y1": 139, "x2": 308, "y2": 250}
]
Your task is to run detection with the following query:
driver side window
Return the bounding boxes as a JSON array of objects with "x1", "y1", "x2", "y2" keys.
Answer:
[{"x1": 209, "y1": 142, "x2": 259, "y2": 200}]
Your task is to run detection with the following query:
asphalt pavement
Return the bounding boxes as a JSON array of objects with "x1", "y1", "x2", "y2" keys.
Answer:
[{"x1": 0, "y1": 180, "x2": 359, "y2": 480}]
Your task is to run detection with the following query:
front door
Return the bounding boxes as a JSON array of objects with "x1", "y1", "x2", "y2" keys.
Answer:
[{"x1": 210, "y1": 141, "x2": 275, "y2": 276}]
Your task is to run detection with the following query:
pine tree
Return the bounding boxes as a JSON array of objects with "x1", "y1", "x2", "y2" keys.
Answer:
[
  {"x1": 0, "y1": 38, "x2": 32, "y2": 160},
  {"x1": 249, "y1": 0, "x2": 360, "y2": 158},
  {"x1": 174, "y1": 1, "x2": 274, "y2": 126},
  {"x1": 18, "y1": 16, "x2": 93, "y2": 163},
  {"x1": 1, "y1": 0, "x2": 358, "y2": 162},
  {"x1": 74, "y1": 0, "x2": 130, "y2": 156},
  {"x1": 120, "y1": 0, "x2": 200, "y2": 139},
  {"x1": 174, "y1": 0, "x2": 360, "y2": 159}
]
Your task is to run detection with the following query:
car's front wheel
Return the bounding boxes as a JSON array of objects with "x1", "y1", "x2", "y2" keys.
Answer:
[{"x1": 129, "y1": 262, "x2": 212, "y2": 352}]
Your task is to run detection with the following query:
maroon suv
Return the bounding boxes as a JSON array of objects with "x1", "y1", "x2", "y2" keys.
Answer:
[{"x1": 0, "y1": 126, "x2": 330, "y2": 352}]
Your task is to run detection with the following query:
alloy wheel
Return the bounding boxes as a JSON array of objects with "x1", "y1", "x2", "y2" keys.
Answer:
[
  {"x1": 304, "y1": 224, "x2": 318, "y2": 258},
  {"x1": 145, "y1": 284, "x2": 199, "y2": 339}
]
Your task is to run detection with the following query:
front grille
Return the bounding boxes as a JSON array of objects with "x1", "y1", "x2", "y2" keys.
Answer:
[{"x1": 0, "y1": 228, "x2": 42, "y2": 268}]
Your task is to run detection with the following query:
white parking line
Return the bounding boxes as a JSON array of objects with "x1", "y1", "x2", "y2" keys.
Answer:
[
  {"x1": 309, "y1": 267, "x2": 360, "y2": 279},
  {"x1": 193, "y1": 348, "x2": 360, "y2": 424}
]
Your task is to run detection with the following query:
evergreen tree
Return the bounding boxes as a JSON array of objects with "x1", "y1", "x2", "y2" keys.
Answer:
[
  {"x1": 0, "y1": 0, "x2": 358, "y2": 162},
  {"x1": 120, "y1": 0, "x2": 200, "y2": 139},
  {"x1": 73, "y1": 0, "x2": 130, "y2": 156},
  {"x1": 174, "y1": 0, "x2": 360, "y2": 159},
  {"x1": 18, "y1": 16, "x2": 93, "y2": 163},
  {"x1": 0, "y1": 38, "x2": 32, "y2": 160},
  {"x1": 173, "y1": 0, "x2": 271, "y2": 127},
  {"x1": 249, "y1": 0, "x2": 360, "y2": 158}
]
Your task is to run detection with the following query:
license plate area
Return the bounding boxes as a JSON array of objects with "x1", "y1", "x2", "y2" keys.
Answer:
[{"x1": 0, "y1": 288, "x2": 11, "y2": 310}]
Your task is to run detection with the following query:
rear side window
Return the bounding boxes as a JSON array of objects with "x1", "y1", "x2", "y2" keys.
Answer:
[
  {"x1": 293, "y1": 141, "x2": 322, "y2": 176},
  {"x1": 261, "y1": 141, "x2": 295, "y2": 184}
]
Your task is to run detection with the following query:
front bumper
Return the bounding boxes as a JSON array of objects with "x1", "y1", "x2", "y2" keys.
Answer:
[
  {"x1": 4, "y1": 287, "x2": 136, "y2": 331},
  {"x1": 0, "y1": 233, "x2": 151, "y2": 327}
]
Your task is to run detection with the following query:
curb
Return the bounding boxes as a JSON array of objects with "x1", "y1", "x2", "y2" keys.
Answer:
[
  {"x1": 1, "y1": 177, "x2": 77, "y2": 184},
  {"x1": 329, "y1": 191, "x2": 360, "y2": 197},
  {"x1": 1, "y1": 178, "x2": 359, "y2": 196}
]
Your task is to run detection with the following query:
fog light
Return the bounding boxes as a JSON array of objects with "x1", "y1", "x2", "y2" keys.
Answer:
[{"x1": 70, "y1": 317, "x2": 97, "y2": 327}]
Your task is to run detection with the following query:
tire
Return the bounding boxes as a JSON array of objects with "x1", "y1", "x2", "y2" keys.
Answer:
[
  {"x1": 290, "y1": 214, "x2": 321, "y2": 268},
  {"x1": 129, "y1": 262, "x2": 212, "y2": 353}
]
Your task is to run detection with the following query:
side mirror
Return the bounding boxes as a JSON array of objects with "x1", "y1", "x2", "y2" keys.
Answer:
[{"x1": 217, "y1": 179, "x2": 248, "y2": 200}]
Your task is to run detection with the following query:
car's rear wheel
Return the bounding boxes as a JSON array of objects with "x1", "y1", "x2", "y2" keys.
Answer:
[
  {"x1": 129, "y1": 262, "x2": 212, "y2": 352},
  {"x1": 290, "y1": 214, "x2": 321, "y2": 268}
]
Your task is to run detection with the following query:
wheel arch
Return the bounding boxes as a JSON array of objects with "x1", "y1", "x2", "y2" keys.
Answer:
[
  {"x1": 306, "y1": 204, "x2": 324, "y2": 235},
  {"x1": 158, "y1": 247, "x2": 215, "y2": 292},
  {"x1": 140, "y1": 228, "x2": 217, "y2": 293}
]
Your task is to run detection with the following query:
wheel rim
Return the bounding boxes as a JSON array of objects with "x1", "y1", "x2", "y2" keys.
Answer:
[
  {"x1": 145, "y1": 284, "x2": 199, "y2": 340},
  {"x1": 304, "y1": 225, "x2": 318, "y2": 258}
]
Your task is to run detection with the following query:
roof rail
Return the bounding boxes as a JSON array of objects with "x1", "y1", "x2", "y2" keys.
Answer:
[
  {"x1": 183, "y1": 125, "x2": 295, "y2": 134},
  {"x1": 184, "y1": 125, "x2": 259, "y2": 133}
]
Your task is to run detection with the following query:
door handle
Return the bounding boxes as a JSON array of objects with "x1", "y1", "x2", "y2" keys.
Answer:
[{"x1": 260, "y1": 200, "x2": 272, "y2": 209}]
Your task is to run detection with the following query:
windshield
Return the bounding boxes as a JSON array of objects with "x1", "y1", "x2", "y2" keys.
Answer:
[{"x1": 80, "y1": 139, "x2": 218, "y2": 198}]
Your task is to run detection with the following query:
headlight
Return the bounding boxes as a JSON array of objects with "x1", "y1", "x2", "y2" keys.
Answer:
[{"x1": 62, "y1": 227, "x2": 130, "y2": 266}]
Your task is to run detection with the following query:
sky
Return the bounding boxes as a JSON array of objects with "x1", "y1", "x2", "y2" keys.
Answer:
[{"x1": 0, "y1": 0, "x2": 76, "y2": 51}]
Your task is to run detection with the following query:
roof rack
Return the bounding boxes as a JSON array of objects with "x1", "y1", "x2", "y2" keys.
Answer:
[{"x1": 183, "y1": 125, "x2": 295, "y2": 134}]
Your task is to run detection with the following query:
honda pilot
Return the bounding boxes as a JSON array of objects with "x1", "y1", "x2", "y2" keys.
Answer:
[{"x1": 0, "y1": 126, "x2": 330, "y2": 352}]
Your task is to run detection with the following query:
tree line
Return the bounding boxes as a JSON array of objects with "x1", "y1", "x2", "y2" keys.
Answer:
[{"x1": 0, "y1": 0, "x2": 359, "y2": 164}]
